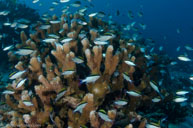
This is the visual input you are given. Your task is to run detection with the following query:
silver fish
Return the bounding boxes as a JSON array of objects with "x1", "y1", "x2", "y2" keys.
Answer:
[
  {"x1": 16, "y1": 78, "x2": 27, "y2": 88},
  {"x1": 126, "y1": 91, "x2": 141, "y2": 97},
  {"x1": 15, "y1": 49, "x2": 34, "y2": 56},
  {"x1": 124, "y1": 60, "x2": 136, "y2": 66},
  {"x1": 81, "y1": 75, "x2": 100, "y2": 84},
  {"x1": 23, "y1": 101, "x2": 34, "y2": 106},
  {"x1": 173, "y1": 97, "x2": 187, "y2": 103},
  {"x1": 73, "y1": 102, "x2": 87, "y2": 113},
  {"x1": 9, "y1": 70, "x2": 26, "y2": 80}
]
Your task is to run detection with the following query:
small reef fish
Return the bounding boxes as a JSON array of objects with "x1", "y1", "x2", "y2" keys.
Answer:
[
  {"x1": 72, "y1": 56, "x2": 84, "y2": 64},
  {"x1": 170, "y1": 61, "x2": 177, "y2": 65},
  {"x1": 95, "y1": 35, "x2": 115, "y2": 42},
  {"x1": 71, "y1": 1, "x2": 81, "y2": 7},
  {"x1": 173, "y1": 97, "x2": 187, "y2": 103},
  {"x1": 73, "y1": 102, "x2": 87, "y2": 113},
  {"x1": 126, "y1": 91, "x2": 141, "y2": 97},
  {"x1": 184, "y1": 45, "x2": 193, "y2": 51},
  {"x1": 81, "y1": 75, "x2": 100, "y2": 84},
  {"x1": 39, "y1": 25, "x2": 51, "y2": 30},
  {"x1": 61, "y1": 70, "x2": 75, "y2": 76},
  {"x1": 23, "y1": 100, "x2": 34, "y2": 106},
  {"x1": 2, "y1": 90, "x2": 15, "y2": 94},
  {"x1": 146, "y1": 122, "x2": 161, "y2": 128},
  {"x1": 15, "y1": 49, "x2": 34, "y2": 56},
  {"x1": 48, "y1": 34, "x2": 60, "y2": 39},
  {"x1": 94, "y1": 40, "x2": 109, "y2": 45},
  {"x1": 60, "y1": 0, "x2": 70, "y2": 3},
  {"x1": 178, "y1": 55, "x2": 191, "y2": 62},
  {"x1": 60, "y1": 38, "x2": 73, "y2": 43},
  {"x1": 122, "y1": 72, "x2": 133, "y2": 83},
  {"x1": 89, "y1": 12, "x2": 98, "y2": 17},
  {"x1": 17, "y1": 23, "x2": 28, "y2": 29},
  {"x1": 176, "y1": 90, "x2": 189, "y2": 95},
  {"x1": 189, "y1": 75, "x2": 193, "y2": 81},
  {"x1": 3, "y1": 45, "x2": 14, "y2": 51},
  {"x1": 50, "y1": 20, "x2": 60, "y2": 24},
  {"x1": 152, "y1": 97, "x2": 161, "y2": 103},
  {"x1": 43, "y1": 38, "x2": 56, "y2": 43},
  {"x1": 124, "y1": 60, "x2": 136, "y2": 66},
  {"x1": 149, "y1": 81, "x2": 160, "y2": 93},
  {"x1": 55, "y1": 88, "x2": 66, "y2": 102},
  {"x1": 16, "y1": 78, "x2": 27, "y2": 88},
  {"x1": 32, "y1": 0, "x2": 39, "y2": 4},
  {"x1": 114, "y1": 99, "x2": 128, "y2": 106},
  {"x1": 9, "y1": 70, "x2": 26, "y2": 80},
  {"x1": 98, "y1": 109, "x2": 112, "y2": 122}
]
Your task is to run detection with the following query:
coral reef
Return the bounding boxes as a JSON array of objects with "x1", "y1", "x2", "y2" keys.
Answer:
[{"x1": 1, "y1": 12, "x2": 190, "y2": 128}]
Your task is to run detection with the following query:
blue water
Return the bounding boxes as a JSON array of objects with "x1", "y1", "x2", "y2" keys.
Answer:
[{"x1": 20, "y1": 0, "x2": 193, "y2": 57}]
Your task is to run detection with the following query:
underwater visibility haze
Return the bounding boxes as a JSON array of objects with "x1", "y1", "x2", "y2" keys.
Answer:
[{"x1": 0, "y1": 0, "x2": 193, "y2": 128}]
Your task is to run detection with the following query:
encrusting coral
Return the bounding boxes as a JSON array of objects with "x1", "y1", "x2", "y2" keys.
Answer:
[{"x1": 1, "y1": 12, "x2": 178, "y2": 128}]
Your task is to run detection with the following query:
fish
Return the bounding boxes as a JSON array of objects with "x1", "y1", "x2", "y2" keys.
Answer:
[
  {"x1": 138, "y1": 11, "x2": 144, "y2": 17},
  {"x1": 94, "y1": 40, "x2": 109, "y2": 45},
  {"x1": 23, "y1": 100, "x2": 34, "y2": 106},
  {"x1": 52, "y1": 1, "x2": 59, "y2": 5},
  {"x1": 49, "y1": 7, "x2": 55, "y2": 11},
  {"x1": 60, "y1": 0, "x2": 70, "y2": 3},
  {"x1": 122, "y1": 72, "x2": 133, "y2": 83},
  {"x1": 139, "y1": 23, "x2": 146, "y2": 30},
  {"x1": 146, "y1": 122, "x2": 161, "y2": 128},
  {"x1": 73, "y1": 102, "x2": 87, "y2": 113},
  {"x1": 77, "y1": 20, "x2": 87, "y2": 25},
  {"x1": 114, "y1": 99, "x2": 128, "y2": 106},
  {"x1": 16, "y1": 78, "x2": 27, "y2": 88},
  {"x1": 176, "y1": 90, "x2": 189, "y2": 95},
  {"x1": 152, "y1": 97, "x2": 161, "y2": 103},
  {"x1": 2, "y1": 90, "x2": 15, "y2": 94},
  {"x1": 173, "y1": 97, "x2": 187, "y2": 103},
  {"x1": 95, "y1": 35, "x2": 115, "y2": 42},
  {"x1": 72, "y1": 56, "x2": 84, "y2": 64},
  {"x1": 189, "y1": 75, "x2": 193, "y2": 81},
  {"x1": 32, "y1": 0, "x2": 39, "y2": 3},
  {"x1": 3, "y1": 45, "x2": 14, "y2": 51},
  {"x1": 71, "y1": 1, "x2": 81, "y2": 7},
  {"x1": 184, "y1": 45, "x2": 193, "y2": 51},
  {"x1": 150, "y1": 81, "x2": 159, "y2": 93},
  {"x1": 89, "y1": 12, "x2": 98, "y2": 17},
  {"x1": 97, "y1": 11, "x2": 106, "y2": 18},
  {"x1": 60, "y1": 38, "x2": 73, "y2": 43},
  {"x1": 17, "y1": 23, "x2": 28, "y2": 29},
  {"x1": 177, "y1": 55, "x2": 191, "y2": 62},
  {"x1": 128, "y1": 10, "x2": 134, "y2": 19},
  {"x1": 42, "y1": 38, "x2": 56, "y2": 43},
  {"x1": 124, "y1": 60, "x2": 136, "y2": 66},
  {"x1": 98, "y1": 109, "x2": 112, "y2": 122},
  {"x1": 9, "y1": 70, "x2": 26, "y2": 80},
  {"x1": 61, "y1": 70, "x2": 75, "y2": 76},
  {"x1": 3, "y1": 22, "x2": 11, "y2": 26},
  {"x1": 48, "y1": 34, "x2": 60, "y2": 39},
  {"x1": 176, "y1": 46, "x2": 181, "y2": 52},
  {"x1": 15, "y1": 49, "x2": 34, "y2": 56},
  {"x1": 170, "y1": 61, "x2": 177, "y2": 65},
  {"x1": 39, "y1": 25, "x2": 51, "y2": 30},
  {"x1": 81, "y1": 75, "x2": 100, "y2": 84},
  {"x1": 126, "y1": 90, "x2": 141, "y2": 97},
  {"x1": 50, "y1": 20, "x2": 60, "y2": 24},
  {"x1": 55, "y1": 88, "x2": 66, "y2": 102}
]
